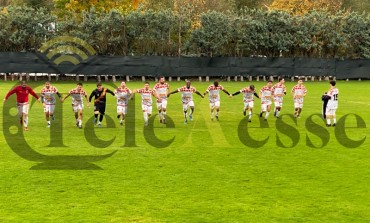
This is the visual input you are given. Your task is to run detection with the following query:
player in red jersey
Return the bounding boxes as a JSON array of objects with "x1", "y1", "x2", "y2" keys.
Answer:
[
  {"x1": 231, "y1": 85, "x2": 259, "y2": 122},
  {"x1": 271, "y1": 77, "x2": 287, "y2": 118},
  {"x1": 40, "y1": 81, "x2": 62, "y2": 127},
  {"x1": 130, "y1": 82, "x2": 161, "y2": 126},
  {"x1": 167, "y1": 80, "x2": 204, "y2": 124},
  {"x1": 154, "y1": 76, "x2": 170, "y2": 124},
  {"x1": 3, "y1": 81, "x2": 40, "y2": 131},
  {"x1": 61, "y1": 83, "x2": 90, "y2": 129},
  {"x1": 203, "y1": 80, "x2": 231, "y2": 121},
  {"x1": 291, "y1": 78, "x2": 307, "y2": 118},
  {"x1": 259, "y1": 80, "x2": 273, "y2": 120}
]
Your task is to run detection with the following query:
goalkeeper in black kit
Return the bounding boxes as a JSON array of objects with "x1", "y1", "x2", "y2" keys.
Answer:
[{"x1": 89, "y1": 82, "x2": 115, "y2": 127}]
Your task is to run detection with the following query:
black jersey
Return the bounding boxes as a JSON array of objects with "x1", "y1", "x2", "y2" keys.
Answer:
[{"x1": 89, "y1": 88, "x2": 115, "y2": 105}]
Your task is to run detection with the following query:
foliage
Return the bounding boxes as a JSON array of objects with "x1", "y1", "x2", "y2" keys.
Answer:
[
  {"x1": 0, "y1": 6, "x2": 56, "y2": 51},
  {"x1": 269, "y1": 0, "x2": 343, "y2": 16},
  {"x1": 0, "y1": 5, "x2": 369, "y2": 58}
]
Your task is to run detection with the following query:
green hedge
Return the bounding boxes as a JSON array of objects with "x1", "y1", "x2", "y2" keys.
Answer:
[{"x1": 0, "y1": 6, "x2": 369, "y2": 58}]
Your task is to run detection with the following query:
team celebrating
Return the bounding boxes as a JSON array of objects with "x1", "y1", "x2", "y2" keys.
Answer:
[{"x1": 3, "y1": 77, "x2": 339, "y2": 131}]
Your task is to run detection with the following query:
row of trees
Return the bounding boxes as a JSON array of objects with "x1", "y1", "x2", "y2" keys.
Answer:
[{"x1": 0, "y1": 6, "x2": 369, "y2": 58}]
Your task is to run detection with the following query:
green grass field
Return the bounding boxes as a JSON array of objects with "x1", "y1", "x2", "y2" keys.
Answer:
[{"x1": 1, "y1": 79, "x2": 370, "y2": 222}]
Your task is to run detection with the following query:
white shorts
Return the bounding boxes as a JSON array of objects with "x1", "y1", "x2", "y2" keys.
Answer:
[
  {"x1": 326, "y1": 108, "x2": 337, "y2": 116},
  {"x1": 261, "y1": 100, "x2": 272, "y2": 112},
  {"x1": 183, "y1": 101, "x2": 195, "y2": 111},
  {"x1": 142, "y1": 104, "x2": 153, "y2": 114},
  {"x1": 44, "y1": 104, "x2": 55, "y2": 113},
  {"x1": 209, "y1": 101, "x2": 220, "y2": 109},
  {"x1": 117, "y1": 105, "x2": 128, "y2": 115},
  {"x1": 72, "y1": 103, "x2": 84, "y2": 112},
  {"x1": 17, "y1": 102, "x2": 29, "y2": 115},
  {"x1": 243, "y1": 101, "x2": 254, "y2": 110},
  {"x1": 294, "y1": 98, "x2": 304, "y2": 109},
  {"x1": 157, "y1": 99, "x2": 168, "y2": 110},
  {"x1": 274, "y1": 97, "x2": 283, "y2": 107}
]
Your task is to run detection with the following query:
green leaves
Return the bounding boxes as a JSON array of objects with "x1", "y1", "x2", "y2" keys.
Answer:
[{"x1": 0, "y1": 5, "x2": 369, "y2": 58}]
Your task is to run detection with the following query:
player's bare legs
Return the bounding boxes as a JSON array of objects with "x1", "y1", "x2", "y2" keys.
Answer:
[
  {"x1": 162, "y1": 108, "x2": 167, "y2": 124},
  {"x1": 215, "y1": 106, "x2": 220, "y2": 121},
  {"x1": 143, "y1": 109, "x2": 149, "y2": 126},
  {"x1": 265, "y1": 105, "x2": 271, "y2": 120},
  {"x1": 189, "y1": 106, "x2": 194, "y2": 121},
  {"x1": 183, "y1": 108, "x2": 188, "y2": 124},
  {"x1": 45, "y1": 111, "x2": 51, "y2": 127}
]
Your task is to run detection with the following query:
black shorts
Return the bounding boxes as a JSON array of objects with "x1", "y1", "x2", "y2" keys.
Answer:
[{"x1": 94, "y1": 103, "x2": 106, "y2": 115}]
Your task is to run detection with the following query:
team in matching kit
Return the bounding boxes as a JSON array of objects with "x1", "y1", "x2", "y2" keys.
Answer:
[{"x1": 3, "y1": 77, "x2": 338, "y2": 130}]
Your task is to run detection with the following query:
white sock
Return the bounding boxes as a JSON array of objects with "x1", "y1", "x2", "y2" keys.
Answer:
[
  {"x1": 265, "y1": 112, "x2": 270, "y2": 119},
  {"x1": 143, "y1": 112, "x2": 148, "y2": 122},
  {"x1": 327, "y1": 119, "x2": 330, "y2": 125},
  {"x1": 333, "y1": 118, "x2": 336, "y2": 124},
  {"x1": 249, "y1": 111, "x2": 252, "y2": 119},
  {"x1": 163, "y1": 111, "x2": 166, "y2": 119}
]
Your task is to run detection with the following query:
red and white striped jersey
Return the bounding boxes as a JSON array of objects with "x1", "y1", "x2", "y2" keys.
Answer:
[
  {"x1": 137, "y1": 88, "x2": 155, "y2": 105},
  {"x1": 240, "y1": 87, "x2": 256, "y2": 102},
  {"x1": 41, "y1": 86, "x2": 59, "y2": 105},
  {"x1": 291, "y1": 85, "x2": 307, "y2": 98},
  {"x1": 260, "y1": 86, "x2": 273, "y2": 102},
  {"x1": 69, "y1": 88, "x2": 87, "y2": 104},
  {"x1": 115, "y1": 87, "x2": 132, "y2": 106},
  {"x1": 178, "y1": 86, "x2": 196, "y2": 103},
  {"x1": 206, "y1": 85, "x2": 224, "y2": 102},
  {"x1": 272, "y1": 83, "x2": 286, "y2": 97},
  {"x1": 154, "y1": 83, "x2": 169, "y2": 100}
]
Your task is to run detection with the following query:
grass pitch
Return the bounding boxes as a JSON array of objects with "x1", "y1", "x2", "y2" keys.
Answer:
[{"x1": 0, "y1": 79, "x2": 370, "y2": 222}]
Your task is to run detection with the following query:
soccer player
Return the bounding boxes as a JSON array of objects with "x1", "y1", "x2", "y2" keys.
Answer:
[
  {"x1": 89, "y1": 82, "x2": 115, "y2": 127},
  {"x1": 154, "y1": 76, "x2": 170, "y2": 124},
  {"x1": 3, "y1": 81, "x2": 40, "y2": 131},
  {"x1": 131, "y1": 82, "x2": 160, "y2": 126},
  {"x1": 40, "y1": 81, "x2": 62, "y2": 127},
  {"x1": 114, "y1": 81, "x2": 132, "y2": 126},
  {"x1": 203, "y1": 80, "x2": 231, "y2": 121},
  {"x1": 61, "y1": 83, "x2": 90, "y2": 129},
  {"x1": 325, "y1": 80, "x2": 339, "y2": 127},
  {"x1": 231, "y1": 85, "x2": 259, "y2": 122},
  {"x1": 259, "y1": 80, "x2": 273, "y2": 120},
  {"x1": 167, "y1": 80, "x2": 204, "y2": 124},
  {"x1": 291, "y1": 78, "x2": 307, "y2": 118},
  {"x1": 272, "y1": 77, "x2": 287, "y2": 118}
]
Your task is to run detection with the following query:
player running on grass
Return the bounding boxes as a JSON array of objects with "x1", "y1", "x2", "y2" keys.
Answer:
[
  {"x1": 130, "y1": 82, "x2": 161, "y2": 126},
  {"x1": 272, "y1": 77, "x2": 287, "y2": 118},
  {"x1": 40, "y1": 81, "x2": 62, "y2": 127},
  {"x1": 259, "y1": 80, "x2": 273, "y2": 120},
  {"x1": 89, "y1": 82, "x2": 115, "y2": 127},
  {"x1": 154, "y1": 76, "x2": 170, "y2": 124},
  {"x1": 325, "y1": 80, "x2": 339, "y2": 127},
  {"x1": 114, "y1": 81, "x2": 132, "y2": 126},
  {"x1": 62, "y1": 83, "x2": 90, "y2": 129},
  {"x1": 3, "y1": 81, "x2": 40, "y2": 131},
  {"x1": 291, "y1": 78, "x2": 307, "y2": 118},
  {"x1": 231, "y1": 85, "x2": 259, "y2": 122},
  {"x1": 167, "y1": 80, "x2": 204, "y2": 124},
  {"x1": 203, "y1": 80, "x2": 231, "y2": 121}
]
